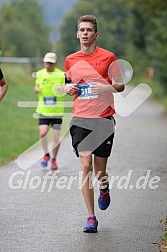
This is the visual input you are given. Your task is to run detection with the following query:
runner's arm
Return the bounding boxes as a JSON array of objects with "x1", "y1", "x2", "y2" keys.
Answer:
[
  {"x1": 34, "y1": 84, "x2": 40, "y2": 93},
  {"x1": 0, "y1": 69, "x2": 8, "y2": 101},
  {"x1": 64, "y1": 73, "x2": 79, "y2": 96},
  {"x1": 91, "y1": 73, "x2": 124, "y2": 94}
]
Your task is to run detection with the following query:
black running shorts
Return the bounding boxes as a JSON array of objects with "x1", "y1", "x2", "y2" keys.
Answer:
[
  {"x1": 0, "y1": 69, "x2": 4, "y2": 80},
  {"x1": 70, "y1": 116, "x2": 116, "y2": 158},
  {"x1": 39, "y1": 114, "x2": 63, "y2": 130}
]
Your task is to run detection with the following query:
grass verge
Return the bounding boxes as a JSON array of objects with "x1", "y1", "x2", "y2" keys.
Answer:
[
  {"x1": 159, "y1": 217, "x2": 167, "y2": 249},
  {"x1": 0, "y1": 64, "x2": 72, "y2": 166}
]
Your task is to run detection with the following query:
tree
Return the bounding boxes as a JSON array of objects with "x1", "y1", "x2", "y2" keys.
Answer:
[
  {"x1": 0, "y1": 0, "x2": 51, "y2": 57},
  {"x1": 123, "y1": 0, "x2": 167, "y2": 86},
  {"x1": 57, "y1": 0, "x2": 131, "y2": 59},
  {"x1": 57, "y1": 0, "x2": 167, "y2": 88},
  {"x1": 146, "y1": 11, "x2": 167, "y2": 86}
]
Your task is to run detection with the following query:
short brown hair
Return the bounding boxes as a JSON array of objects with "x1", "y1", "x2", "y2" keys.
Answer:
[{"x1": 77, "y1": 15, "x2": 98, "y2": 33}]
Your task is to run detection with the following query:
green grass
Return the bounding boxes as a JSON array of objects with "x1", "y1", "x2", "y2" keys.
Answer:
[
  {"x1": 0, "y1": 64, "x2": 38, "y2": 165},
  {"x1": 160, "y1": 217, "x2": 167, "y2": 249},
  {"x1": 0, "y1": 64, "x2": 73, "y2": 166}
]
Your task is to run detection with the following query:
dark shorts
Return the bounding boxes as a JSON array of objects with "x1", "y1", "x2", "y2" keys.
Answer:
[
  {"x1": 0, "y1": 68, "x2": 3, "y2": 80},
  {"x1": 39, "y1": 114, "x2": 63, "y2": 130},
  {"x1": 70, "y1": 116, "x2": 116, "y2": 158}
]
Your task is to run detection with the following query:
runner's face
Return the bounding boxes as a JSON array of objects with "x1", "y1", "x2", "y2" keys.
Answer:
[
  {"x1": 44, "y1": 62, "x2": 55, "y2": 72},
  {"x1": 77, "y1": 22, "x2": 98, "y2": 45}
]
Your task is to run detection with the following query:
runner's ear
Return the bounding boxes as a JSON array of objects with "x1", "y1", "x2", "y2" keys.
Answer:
[{"x1": 95, "y1": 33, "x2": 99, "y2": 39}]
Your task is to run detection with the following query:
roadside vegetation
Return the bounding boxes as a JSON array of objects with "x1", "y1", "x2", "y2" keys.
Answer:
[
  {"x1": 159, "y1": 217, "x2": 167, "y2": 249},
  {"x1": 0, "y1": 64, "x2": 38, "y2": 165},
  {"x1": 130, "y1": 74, "x2": 167, "y2": 115},
  {"x1": 0, "y1": 64, "x2": 72, "y2": 166}
]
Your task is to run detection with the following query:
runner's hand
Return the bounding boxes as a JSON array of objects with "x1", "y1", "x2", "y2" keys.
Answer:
[
  {"x1": 90, "y1": 82, "x2": 106, "y2": 94},
  {"x1": 34, "y1": 85, "x2": 40, "y2": 93},
  {"x1": 64, "y1": 84, "x2": 79, "y2": 96}
]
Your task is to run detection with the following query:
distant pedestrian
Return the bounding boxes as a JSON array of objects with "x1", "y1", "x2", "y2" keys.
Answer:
[
  {"x1": 65, "y1": 15, "x2": 124, "y2": 232},
  {"x1": 34, "y1": 52, "x2": 65, "y2": 170},
  {"x1": 0, "y1": 68, "x2": 8, "y2": 101}
]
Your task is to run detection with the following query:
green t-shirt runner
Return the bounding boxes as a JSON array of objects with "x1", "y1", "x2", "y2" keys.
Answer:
[{"x1": 35, "y1": 68, "x2": 65, "y2": 117}]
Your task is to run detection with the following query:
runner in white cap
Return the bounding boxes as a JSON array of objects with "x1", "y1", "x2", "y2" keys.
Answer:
[{"x1": 34, "y1": 52, "x2": 65, "y2": 170}]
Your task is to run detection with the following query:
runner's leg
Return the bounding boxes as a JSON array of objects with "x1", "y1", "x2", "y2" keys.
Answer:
[
  {"x1": 79, "y1": 153, "x2": 95, "y2": 216},
  {"x1": 94, "y1": 156, "x2": 109, "y2": 188},
  {"x1": 39, "y1": 124, "x2": 49, "y2": 155},
  {"x1": 52, "y1": 128, "x2": 60, "y2": 159}
]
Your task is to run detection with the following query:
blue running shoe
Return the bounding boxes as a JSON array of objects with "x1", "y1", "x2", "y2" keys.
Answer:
[
  {"x1": 98, "y1": 189, "x2": 110, "y2": 210},
  {"x1": 41, "y1": 154, "x2": 50, "y2": 167},
  {"x1": 83, "y1": 216, "x2": 98, "y2": 233}
]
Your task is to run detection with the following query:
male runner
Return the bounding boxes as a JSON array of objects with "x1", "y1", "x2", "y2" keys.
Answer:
[
  {"x1": 65, "y1": 15, "x2": 124, "y2": 232},
  {"x1": 34, "y1": 52, "x2": 65, "y2": 170}
]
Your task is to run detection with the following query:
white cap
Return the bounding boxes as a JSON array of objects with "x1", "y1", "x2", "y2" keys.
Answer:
[{"x1": 43, "y1": 52, "x2": 57, "y2": 63}]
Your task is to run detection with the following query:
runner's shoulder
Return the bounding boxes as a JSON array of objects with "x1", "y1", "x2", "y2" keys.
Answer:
[
  {"x1": 36, "y1": 68, "x2": 46, "y2": 76},
  {"x1": 66, "y1": 50, "x2": 82, "y2": 60},
  {"x1": 96, "y1": 46, "x2": 117, "y2": 60}
]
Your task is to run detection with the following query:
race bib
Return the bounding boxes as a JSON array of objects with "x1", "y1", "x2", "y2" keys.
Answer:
[
  {"x1": 44, "y1": 97, "x2": 56, "y2": 106},
  {"x1": 77, "y1": 82, "x2": 98, "y2": 100}
]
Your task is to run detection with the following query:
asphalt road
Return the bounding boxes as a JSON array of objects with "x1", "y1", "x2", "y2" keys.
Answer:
[{"x1": 0, "y1": 85, "x2": 167, "y2": 252}]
